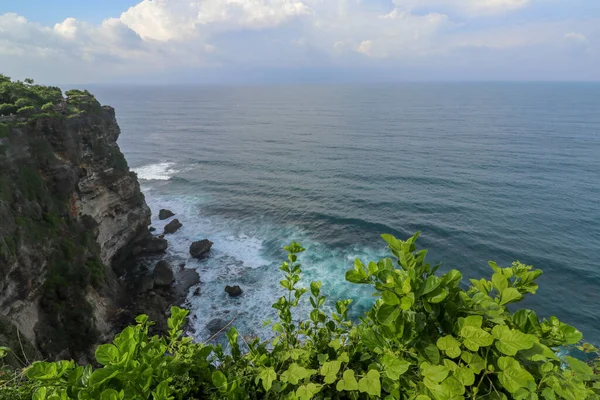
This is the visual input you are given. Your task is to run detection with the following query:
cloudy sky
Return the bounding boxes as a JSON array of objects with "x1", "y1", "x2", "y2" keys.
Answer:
[{"x1": 1, "y1": 0, "x2": 599, "y2": 83}]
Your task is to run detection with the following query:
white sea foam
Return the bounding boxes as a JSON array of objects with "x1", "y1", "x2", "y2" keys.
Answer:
[
  {"x1": 133, "y1": 162, "x2": 178, "y2": 181},
  {"x1": 139, "y1": 189, "x2": 382, "y2": 343}
]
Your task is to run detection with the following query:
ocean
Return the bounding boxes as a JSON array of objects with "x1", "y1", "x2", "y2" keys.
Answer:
[{"x1": 92, "y1": 83, "x2": 600, "y2": 344}]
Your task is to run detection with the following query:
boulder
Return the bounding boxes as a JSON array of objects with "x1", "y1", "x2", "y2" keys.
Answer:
[
  {"x1": 143, "y1": 237, "x2": 168, "y2": 254},
  {"x1": 193, "y1": 287, "x2": 201, "y2": 297},
  {"x1": 153, "y1": 260, "x2": 174, "y2": 287},
  {"x1": 206, "y1": 318, "x2": 228, "y2": 335},
  {"x1": 158, "y1": 209, "x2": 175, "y2": 220},
  {"x1": 225, "y1": 285, "x2": 243, "y2": 297},
  {"x1": 164, "y1": 219, "x2": 182, "y2": 234},
  {"x1": 149, "y1": 227, "x2": 156, "y2": 232},
  {"x1": 136, "y1": 274, "x2": 155, "y2": 294},
  {"x1": 189, "y1": 239, "x2": 213, "y2": 259}
]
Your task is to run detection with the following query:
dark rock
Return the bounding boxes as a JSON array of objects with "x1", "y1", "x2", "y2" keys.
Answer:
[
  {"x1": 179, "y1": 263, "x2": 186, "y2": 269},
  {"x1": 193, "y1": 287, "x2": 201, "y2": 297},
  {"x1": 143, "y1": 237, "x2": 168, "y2": 253},
  {"x1": 158, "y1": 209, "x2": 175, "y2": 220},
  {"x1": 153, "y1": 260, "x2": 174, "y2": 287},
  {"x1": 136, "y1": 274, "x2": 154, "y2": 294},
  {"x1": 173, "y1": 268, "x2": 200, "y2": 303},
  {"x1": 206, "y1": 318, "x2": 228, "y2": 335},
  {"x1": 225, "y1": 285, "x2": 243, "y2": 297},
  {"x1": 158, "y1": 234, "x2": 165, "y2": 239},
  {"x1": 164, "y1": 219, "x2": 182, "y2": 234},
  {"x1": 190, "y1": 239, "x2": 213, "y2": 259},
  {"x1": 149, "y1": 227, "x2": 156, "y2": 232}
]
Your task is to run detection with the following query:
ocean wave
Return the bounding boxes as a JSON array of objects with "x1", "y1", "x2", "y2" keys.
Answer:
[{"x1": 133, "y1": 162, "x2": 178, "y2": 181}]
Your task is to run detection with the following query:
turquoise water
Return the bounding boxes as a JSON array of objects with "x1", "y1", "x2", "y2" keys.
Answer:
[{"x1": 93, "y1": 83, "x2": 600, "y2": 343}]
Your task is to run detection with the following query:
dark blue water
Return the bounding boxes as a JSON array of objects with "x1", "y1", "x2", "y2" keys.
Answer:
[{"x1": 92, "y1": 83, "x2": 600, "y2": 343}]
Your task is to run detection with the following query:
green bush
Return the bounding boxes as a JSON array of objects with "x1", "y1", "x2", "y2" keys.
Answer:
[
  {"x1": 14, "y1": 98, "x2": 32, "y2": 109},
  {"x1": 16, "y1": 106, "x2": 35, "y2": 117},
  {"x1": 0, "y1": 104, "x2": 16, "y2": 116},
  {"x1": 1, "y1": 233, "x2": 599, "y2": 400},
  {"x1": 41, "y1": 102, "x2": 54, "y2": 112}
]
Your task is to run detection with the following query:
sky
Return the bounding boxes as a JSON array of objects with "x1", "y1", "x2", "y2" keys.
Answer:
[{"x1": 0, "y1": 0, "x2": 599, "y2": 84}]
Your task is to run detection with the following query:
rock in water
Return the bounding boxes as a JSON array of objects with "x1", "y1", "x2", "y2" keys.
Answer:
[
  {"x1": 206, "y1": 318, "x2": 228, "y2": 335},
  {"x1": 158, "y1": 209, "x2": 175, "y2": 220},
  {"x1": 153, "y1": 260, "x2": 174, "y2": 287},
  {"x1": 149, "y1": 227, "x2": 156, "y2": 232},
  {"x1": 190, "y1": 239, "x2": 213, "y2": 258},
  {"x1": 225, "y1": 285, "x2": 243, "y2": 297},
  {"x1": 164, "y1": 219, "x2": 182, "y2": 234}
]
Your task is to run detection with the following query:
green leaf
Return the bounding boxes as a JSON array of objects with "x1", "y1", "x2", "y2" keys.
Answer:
[
  {"x1": 559, "y1": 324, "x2": 583, "y2": 345},
  {"x1": 492, "y1": 272, "x2": 508, "y2": 293},
  {"x1": 381, "y1": 354, "x2": 410, "y2": 379},
  {"x1": 296, "y1": 383, "x2": 321, "y2": 400},
  {"x1": 281, "y1": 363, "x2": 311, "y2": 385},
  {"x1": 27, "y1": 362, "x2": 58, "y2": 380},
  {"x1": 33, "y1": 387, "x2": 47, "y2": 400},
  {"x1": 422, "y1": 275, "x2": 441, "y2": 296},
  {"x1": 492, "y1": 325, "x2": 536, "y2": 356},
  {"x1": 512, "y1": 309, "x2": 541, "y2": 334},
  {"x1": 358, "y1": 370, "x2": 381, "y2": 397},
  {"x1": 381, "y1": 291, "x2": 400, "y2": 305},
  {"x1": 541, "y1": 388, "x2": 556, "y2": 400},
  {"x1": 310, "y1": 281, "x2": 322, "y2": 297},
  {"x1": 100, "y1": 389, "x2": 120, "y2": 400},
  {"x1": 89, "y1": 367, "x2": 119, "y2": 386},
  {"x1": 320, "y1": 361, "x2": 341, "y2": 384},
  {"x1": 212, "y1": 371, "x2": 228, "y2": 393},
  {"x1": 437, "y1": 336, "x2": 461, "y2": 359},
  {"x1": 500, "y1": 288, "x2": 523, "y2": 305},
  {"x1": 258, "y1": 367, "x2": 277, "y2": 392},
  {"x1": 427, "y1": 288, "x2": 449, "y2": 303},
  {"x1": 417, "y1": 343, "x2": 441, "y2": 365},
  {"x1": 336, "y1": 370, "x2": 359, "y2": 392},
  {"x1": 377, "y1": 304, "x2": 400, "y2": 326},
  {"x1": 381, "y1": 234, "x2": 401, "y2": 250},
  {"x1": 461, "y1": 326, "x2": 494, "y2": 351},
  {"x1": 565, "y1": 356, "x2": 593, "y2": 375},
  {"x1": 497, "y1": 357, "x2": 535, "y2": 394},
  {"x1": 420, "y1": 362, "x2": 450, "y2": 383},
  {"x1": 400, "y1": 293, "x2": 415, "y2": 310},
  {"x1": 461, "y1": 352, "x2": 486, "y2": 374},
  {"x1": 454, "y1": 366, "x2": 475, "y2": 386},
  {"x1": 95, "y1": 344, "x2": 119, "y2": 366},
  {"x1": 427, "y1": 376, "x2": 465, "y2": 400}
]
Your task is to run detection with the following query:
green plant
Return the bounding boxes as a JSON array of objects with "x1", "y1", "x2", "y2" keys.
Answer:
[
  {"x1": 0, "y1": 104, "x2": 16, "y2": 116},
  {"x1": 16, "y1": 106, "x2": 35, "y2": 117},
  {"x1": 2, "y1": 233, "x2": 599, "y2": 399}
]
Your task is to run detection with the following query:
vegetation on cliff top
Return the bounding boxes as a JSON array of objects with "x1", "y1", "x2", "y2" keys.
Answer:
[
  {"x1": 1, "y1": 233, "x2": 599, "y2": 400},
  {"x1": 0, "y1": 74, "x2": 100, "y2": 123}
]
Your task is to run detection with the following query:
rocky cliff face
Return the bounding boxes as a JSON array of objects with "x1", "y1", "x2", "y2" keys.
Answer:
[{"x1": 0, "y1": 100, "x2": 154, "y2": 362}]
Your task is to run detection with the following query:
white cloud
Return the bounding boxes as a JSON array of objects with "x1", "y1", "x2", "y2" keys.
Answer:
[
  {"x1": 392, "y1": 0, "x2": 530, "y2": 16},
  {"x1": 0, "y1": 0, "x2": 598, "y2": 82},
  {"x1": 119, "y1": 0, "x2": 311, "y2": 41},
  {"x1": 564, "y1": 32, "x2": 588, "y2": 43}
]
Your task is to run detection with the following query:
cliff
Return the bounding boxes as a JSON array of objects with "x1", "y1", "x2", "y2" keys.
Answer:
[{"x1": 0, "y1": 93, "x2": 156, "y2": 362}]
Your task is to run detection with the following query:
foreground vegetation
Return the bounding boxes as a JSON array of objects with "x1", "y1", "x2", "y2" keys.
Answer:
[{"x1": 1, "y1": 233, "x2": 599, "y2": 399}]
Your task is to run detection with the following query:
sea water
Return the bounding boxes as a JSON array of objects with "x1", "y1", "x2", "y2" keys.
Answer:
[{"x1": 92, "y1": 83, "x2": 600, "y2": 344}]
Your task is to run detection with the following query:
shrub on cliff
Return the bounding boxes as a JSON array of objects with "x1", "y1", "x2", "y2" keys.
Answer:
[
  {"x1": 1, "y1": 233, "x2": 599, "y2": 400},
  {"x1": 0, "y1": 104, "x2": 16, "y2": 116}
]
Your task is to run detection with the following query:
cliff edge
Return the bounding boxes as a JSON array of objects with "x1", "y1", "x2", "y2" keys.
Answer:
[{"x1": 0, "y1": 87, "x2": 155, "y2": 362}]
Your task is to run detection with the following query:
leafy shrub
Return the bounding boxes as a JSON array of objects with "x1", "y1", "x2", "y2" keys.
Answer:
[
  {"x1": 0, "y1": 104, "x2": 16, "y2": 116},
  {"x1": 2, "y1": 233, "x2": 599, "y2": 399},
  {"x1": 16, "y1": 106, "x2": 35, "y2": 117},
  {"x1": 40, "y1": 103, "x2": 54, "y2": 112},
  {"x1": 14, "y1": 98, "x2": 32, "y2": 109}
]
